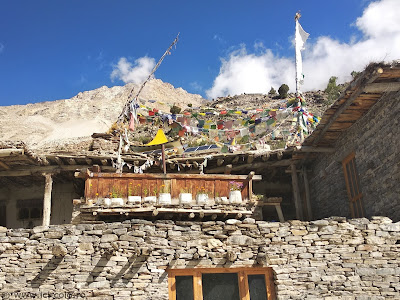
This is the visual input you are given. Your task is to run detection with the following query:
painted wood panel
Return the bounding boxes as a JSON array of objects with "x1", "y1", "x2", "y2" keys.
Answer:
[{"x1": 84, "y1": 173, "x2": 260, "y2": 204}]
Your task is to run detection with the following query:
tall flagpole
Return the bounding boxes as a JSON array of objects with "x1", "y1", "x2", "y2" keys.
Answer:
[
  {"x1": 295, "y1": 12, "x2": 301, "y2": 97},
  {"x1": 294, "y1": 12, "x2": 309, "y2": 143}
]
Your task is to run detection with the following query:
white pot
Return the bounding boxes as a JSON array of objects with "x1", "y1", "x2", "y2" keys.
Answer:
[
  {"x1": 144, "y1": 196, "x2": 157, "y2": 204},
  {"x1": 196, "y1": 193, "x2": 209, "y2": 205},
  {"x1": 103, "y1": 198, "x2": 111, "y2": 207},
  {"x1": 229, "y1": 190, "x2": 242, "y2": 204},
  {"x1": 158, "y1": 193, "x2": 172, "y2": 205},
  {"x1": 111, "y1": 197, "x2": 124, "y2": 206},
  {"x1": 216, "y1": 196, "x2": 229, "y2": 205},
  {"x1": 179, "y1": 193, "x2": 192, "y2": 205},
  {"x1": 127, "y1": 196, "x2": 141, "y2": 205}
]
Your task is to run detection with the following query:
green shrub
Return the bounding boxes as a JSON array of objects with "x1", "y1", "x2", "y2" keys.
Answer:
[
  {"x1": 170, "y1": 105, "x2": 182, "y2": 114},
  {"x1": 278, "y1": 84, "x2": 289, "y2": 99},
  {"x1": 268, "y1": 87, "x2": 277, "y2": 96},
  {"x1": 325, "y1": 76, "x2": 343, "y2": 104}
]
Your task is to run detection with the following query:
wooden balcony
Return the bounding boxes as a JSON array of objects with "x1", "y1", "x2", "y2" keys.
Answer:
[{"x1": 76, "y1": 171, "x2": 262, "y2": 221}]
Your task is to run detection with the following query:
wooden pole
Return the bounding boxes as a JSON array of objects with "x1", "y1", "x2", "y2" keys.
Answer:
[
  {"x1": 290, "y1": 164, "x2": 303, "y2": 220},
  {"x1": 42, "y1": 173, "x2": 53, "y2": 226},
  {"x1": 162, "y1": 144, "x2": 166, "y2": 175},
  {"x1": 302, "y1": 167, "x2": 313, "y2": 220}
]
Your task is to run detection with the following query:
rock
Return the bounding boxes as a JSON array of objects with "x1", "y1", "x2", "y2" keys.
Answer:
[
  {"x1": 44, "y1": 231, "x2": 63, "y2": 239},
  {"x1": 52, "y1": 245, "x2": 68, "y2": 257},
  {"x1": 207, "y1": 239, "x2": 223, "y2": 249},
  {"x1": 100, "y1": 234, "x2": 118, "y2": 243},
  {"x1": 242, "y1": 218, "x2": 256, "y2": 224},
  {"x1": 226, "y1": 219, "x2": 241, "y2": 225}
]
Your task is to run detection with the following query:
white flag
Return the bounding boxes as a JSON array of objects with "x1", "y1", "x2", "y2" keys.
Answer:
[
  {"x1": 296, "y1": 22, "x2": 309, "y2": 51},
  {"x1": 295, "y1": 20, "x2": 309, "y2": 88}
]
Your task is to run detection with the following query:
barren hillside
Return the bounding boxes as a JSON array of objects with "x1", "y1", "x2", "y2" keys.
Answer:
[{"x1": 0, "y1": 79, "x2": 206, "y2": 149}]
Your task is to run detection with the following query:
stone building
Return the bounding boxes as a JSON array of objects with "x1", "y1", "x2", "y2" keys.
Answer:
[{"x1": 0, "y1": 62, "x2": 399, "y2": 299}]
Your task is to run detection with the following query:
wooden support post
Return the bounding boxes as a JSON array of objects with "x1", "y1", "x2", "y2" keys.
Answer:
[
  {"x1": 235, "y1": 213, "x2": 243, "y2": 219},
  {"x1": 67, "y1": 158, "x2": 77, "y2": 165},
  {"x1": 275, "y1": 204, "x2": 285, "y2": 223},
  {"x1": 162, "y1": 144, "x2": 166, "y2": 175},
  {"x1": 302, "y1": 167, "x2": 313, "y2": 220},
  {"x1": 189, "y1": 212, "x2": 195, "y2": 219},
  {"x1": 211, "y1": 214, "x2": 217, "y2": 220},
  {"x1": 247, "y1": 155, "x2": 254, "y2": 164},
  {"x1": 262, "y1": 153, "x2": 270, "y2": 161},
  {"x1": 199, "y1": 211, "x2": 205, "y2": 219},
  {"x1": 290, "y1": 164, "x2": 303, "y2": 220},
  {"x1": 232, "y1": 156, "x2": 240, "y2": 164},
  {"x1": 217, "y1": 158, "x2": 224, "y2": 166},
  {"x1": 243, "y1": 171, "x2": 255, "y2": 200},
  {"x1": 152, "y1": 209, "x2": 159, "y2": 217},
  {"x1": 54, "y1": 156, "x2": 64, "y2": 166},
  {"x1": 0, "y1": 161, "x2": 10, "y2": 170},
  {"x1": 277, "y1": 151, "x2": 283, "y2": 160},
  {"x1": 42, "y1": 173, "x2": 53, "y2": 226}
]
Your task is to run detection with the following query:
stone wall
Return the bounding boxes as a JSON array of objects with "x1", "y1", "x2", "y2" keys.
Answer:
[
  {"x1": 308, "y1": 91, "x2": 400, "y2": 221},
  {"x1": 0, "y1": 217, "x2": 399, "y2": 299}
]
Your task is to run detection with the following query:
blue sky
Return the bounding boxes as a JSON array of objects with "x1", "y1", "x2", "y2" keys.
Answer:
[{"x1": 1, "y1": 0, "x2": 399, "y2": 106}]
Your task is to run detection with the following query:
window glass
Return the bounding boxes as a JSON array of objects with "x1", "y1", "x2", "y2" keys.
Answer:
[
  {"x1": 176, "y1": 276, "x2": 193, "y2": 300},
  {"x1": 18, "y1": 207, "x2": 29, "y2": 220},
  {"x1": 248, "y1": 274, "x2": 268, "y2": 300},
  {"x1": 202, "y1": 273, "x2": 240, "y2": 300},
  {"x1": 30, "y1": 207, "x2": 42, "y2": 219}
]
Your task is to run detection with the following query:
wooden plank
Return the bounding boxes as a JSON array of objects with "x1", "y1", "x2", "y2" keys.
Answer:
[
  {"x1": 291, "y1": 164, "x2": 303, "y2": 220},
  {"x1": 193, "y1": 270, "x2": 202, "y2": 300},
  {"x1": 0, "y1": 148, "x2": 24, "y2": 157},
  {"x1": 266, "y1": 268, "x2": 276, "y2": 300},
  {"x1": 329, "y1": 122, "x2": 355, "y2": 131},
  {"x1": 311, "y1": 67, "x2": 383, "y2": 147},
  {"x1": 205, "y1": 179, "x2": 215, "y2": 199},
  {"x1": 363, "y1": 82, "x2": 400, "y2": 93},
  {"x1": 89, "y1": 172, "x2": 262, "y2": 181},
  {"x1": 302, "y1": 167, "x2": 312, "y2": 220},
  {"x1": 239, "y1": 271, "x2": 249, "y2": 300},
  {"x1": 167, "y1": 272, "x2": 175, "y2": 300}
]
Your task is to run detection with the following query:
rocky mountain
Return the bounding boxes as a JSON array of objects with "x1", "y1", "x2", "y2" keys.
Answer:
[
  {"x1": 0, "y1": 79, "x2": 206, "y2": 150},
  {"x1": 0, "y1": 77, "x2": 333, "y2": 153}
]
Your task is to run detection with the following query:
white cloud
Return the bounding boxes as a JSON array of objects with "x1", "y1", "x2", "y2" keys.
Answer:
[
  {"x1": 190, "y1": 81, "x2": 203, "y2": 92},
  {"x1": 0, "y1": 43, "x2": 4, "y2": 54},
  {"x1": 207, "y1": 0, "x2": 400, "y2": 99},
  {"x1": 111, "y1": 56, "x2": 156, "y2": 84}
]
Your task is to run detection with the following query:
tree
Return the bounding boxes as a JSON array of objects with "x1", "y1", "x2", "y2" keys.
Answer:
[
  {"x1": 268, "y1": 87, "x2": 277, "y2": 97},
  {"x1": 278, "y1": 84, "x2": 289, "y2": 99},
  {"x1": 325, "y1": 76, "x2": 342, "y2": 104},
  {"x1": 351, "y1": 71, "x2": 361, "y2": 79},
  {"x1": 170, "y1": 105, "x2": 182, "y2": 114}
]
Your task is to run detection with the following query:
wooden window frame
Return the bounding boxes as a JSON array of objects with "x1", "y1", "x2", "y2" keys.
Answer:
[
  {"x1": 167, "y1": 267, "x2": 276, "y2": 300},
  {"x1": 342, "y1": 152, "x2": 364, "y2": 218}
]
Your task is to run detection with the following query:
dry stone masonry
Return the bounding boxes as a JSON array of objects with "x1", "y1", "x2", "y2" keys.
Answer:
[{"x1": 0, "y1": 216, "x2": 399, "y2": 299}]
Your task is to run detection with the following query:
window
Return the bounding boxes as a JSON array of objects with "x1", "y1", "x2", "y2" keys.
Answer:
[
  {"x1": 17, "y1": 199, "x2": 43, "y2": 220},
  {"x1": 342, "y1": 152, "x2": 364, "y2": 218},
  {"x1": 168, "y1": 267, "x2": 275, "y2": 300},
  {"x1": 0, "y1": 204, "x2": 6, "y2": 227}
]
